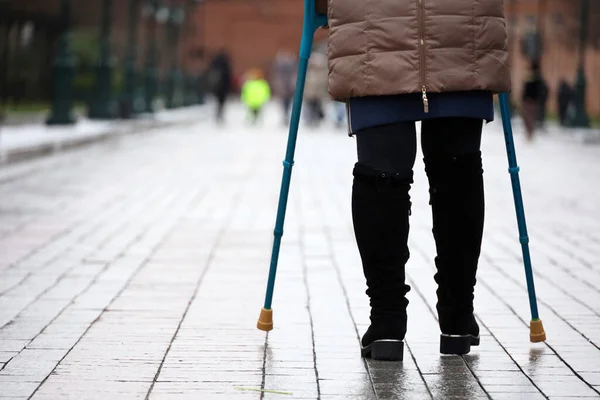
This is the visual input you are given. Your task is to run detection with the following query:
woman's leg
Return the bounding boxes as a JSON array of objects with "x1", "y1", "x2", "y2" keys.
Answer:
[
  {"x1": 523, "y1": 100, "x2": 538, "y2": 140},
  {"x1": 421, "y1": 117, "x2": 484, "y2": 355},
  {"x1": 282, "y1": 96, "x2": 292, "y2": 124},
  {"x1": 307, "y1": 99, "x2": 318, "y2": 125},
  {"x1": 353, "y1": 122, "x2": 417, "y2": 360},
  {"x1": 335, "y1": 102, "x2": 346, "y2": 127},
  {"x1": 251, "y1": 107, "x2": 260, "y2": 124},
  {"x1": 216, "y1": 93, "x2": 226, "y2": 123}
]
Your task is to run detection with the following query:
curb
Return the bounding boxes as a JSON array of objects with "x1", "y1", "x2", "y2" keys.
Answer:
[{"x1": 0, "y1": 106, "x2": 208, "y2": 166}]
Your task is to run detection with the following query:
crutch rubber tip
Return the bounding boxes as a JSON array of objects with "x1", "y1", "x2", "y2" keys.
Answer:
[
  {"x1": 257, "y1": 308, "x2": 273, "y2": 332},
  {"x1": 530, "y1": 319, "x2": 546, "y2": 343}
]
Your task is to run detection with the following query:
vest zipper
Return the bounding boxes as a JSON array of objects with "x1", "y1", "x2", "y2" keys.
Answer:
[
  {"x1": 418, "y1": 0, "x2": 429, "y2": 113},
  {"x1": 346, "y1": 101, "x2": 353, "y2": 134}
]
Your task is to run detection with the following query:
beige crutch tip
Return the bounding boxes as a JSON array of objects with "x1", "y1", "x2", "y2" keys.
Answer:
[
  {"x1": 257, "y1": 308, "x2": 273, "y2": 332},
  {"x1": 530, "y1": 319, "x2": 546, "y2": 343}
]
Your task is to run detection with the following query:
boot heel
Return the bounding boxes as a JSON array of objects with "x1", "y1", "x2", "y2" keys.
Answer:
[
  {"x1": 362, "y1": 340, "x2": 404, "y2": 361},
  {"x1": 440, "y1": 334, "x2": 478, "y2": 355}
]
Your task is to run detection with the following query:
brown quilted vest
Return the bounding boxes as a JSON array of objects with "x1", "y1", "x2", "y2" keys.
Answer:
[{"x1": 325, "y1": 0, "x2": 511, "y2": 109}]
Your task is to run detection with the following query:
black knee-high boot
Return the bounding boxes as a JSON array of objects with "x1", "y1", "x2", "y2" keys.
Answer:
[
  {"x1": 352, "y1": 163, "x2": 412, "y2": 361},
  {"x1": 424, "y1": 152, "x2": 484, "y2": 355}
]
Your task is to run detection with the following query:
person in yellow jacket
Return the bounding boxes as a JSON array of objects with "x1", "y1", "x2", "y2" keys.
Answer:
[{"x1": 241, "y1": 69, "x2": 271, "y2": 123}]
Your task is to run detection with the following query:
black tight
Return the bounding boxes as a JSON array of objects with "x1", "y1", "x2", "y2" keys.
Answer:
[{"x1": 356, "y1": 118, "x2": 483, "y2": 177}]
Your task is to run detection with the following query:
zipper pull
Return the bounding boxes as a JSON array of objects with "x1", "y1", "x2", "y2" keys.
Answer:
[{"x1": 422, "y1": 87, "x2": 429, "y2": 113}]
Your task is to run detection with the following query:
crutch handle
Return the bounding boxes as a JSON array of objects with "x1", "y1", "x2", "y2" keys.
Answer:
[{"x1": 300, "y1": 0, "x2": 328, "y2": 59}]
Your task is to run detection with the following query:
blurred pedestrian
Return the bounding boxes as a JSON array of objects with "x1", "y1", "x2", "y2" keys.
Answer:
[
  {"x1": 319, "y1": 0, "x2": 510, "y2": 361},
  {"x1": 208, "y1": 49, "x2": 233, "y2": 124},
  {"x1": 558, "y1": 79, "x2": 573, "y2": 126},
  {"x1": 538, "y1": 76, "x2": 548, "y2": 129},
  {"x1": 272, "y1": 51, "x2": 297, "y2": 125},
  {"x1": 522, "y1": 61, "x2": 542, "y2": 140},
  {"x1": 303, "y1": 53, "x2": 328, "y2": 127},
  {"x1": 241, "y1": 69, "x2": 271, "y2": 124},
  {"x1": 333, "y1": 101, "x2": 347, "y2": 129}
]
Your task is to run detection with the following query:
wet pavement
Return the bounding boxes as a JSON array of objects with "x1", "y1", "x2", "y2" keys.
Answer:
[{"x1": 0, "y1": 103, "x2": 599, "y2": 399}]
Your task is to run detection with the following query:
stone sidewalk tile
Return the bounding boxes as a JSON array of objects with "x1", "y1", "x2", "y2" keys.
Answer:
[
  {"x1": 148, "y1": 382, "x2": 262, "y2": 399},
  {"x1": 0, "y1": 375, "x2": 41, "y2": 398},
  {"x1": 30, "y1": 380, "x2": 150, "y2": 400},
  {"x1": 1, "y1": 104, "x2": 600, "y2": 399}
]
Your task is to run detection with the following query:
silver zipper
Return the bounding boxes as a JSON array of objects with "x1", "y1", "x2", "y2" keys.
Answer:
[{"x1": 346, "y1": 101, "x2": 353, "y2": 135}]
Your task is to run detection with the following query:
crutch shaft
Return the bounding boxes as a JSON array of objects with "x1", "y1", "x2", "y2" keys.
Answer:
[
  {"x1": 263, "y1": 57, "x2": 309, "y2": 310},
  {"x1": 260, "y1": 0, "x2": 323, "y2": 317},
  {"x1": 498, "y1": 93, "x2": 540, "y2": 321}
]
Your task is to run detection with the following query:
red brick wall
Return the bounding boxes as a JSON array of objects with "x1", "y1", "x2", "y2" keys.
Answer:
[{"x1": 184, "y1": 0, "x2": 326, "y2": 80}]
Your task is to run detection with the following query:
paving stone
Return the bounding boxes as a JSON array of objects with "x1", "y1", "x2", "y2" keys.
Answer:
[
  {"x1": 150, "y1": 380, "x2": 266, "y2": 399},
  {"x1": 319, "y1": 378, "x2": 376, "y2": 396},
  {"x1": 31, "y1": 380, "x2": 150, "y2": 400},
  {"x1": 476, "y1": 374, "x2": 536, "y2": 386},
  {"x1": 421, "y1": 373, "x2": 487, "y2": 399},
  {"x1": 484, "y1": 384, "x2": 543, "y2": 393},
  {"x1": 0, "y1": 340, "x2": 29, "y2": 353},
  {"x1": 0, "y1": 352, "x2": 18, "y2": 363},
  {"x1": 376, "y1": 390, "x2": 431, "y2": 400},
  {"x1": 546, "y1": 398, "x2": 600, "y2": 400},
  {"x1": 0, "y1": 349, "x2": 64, "y2": 380},
  {"x1": 534, "y1": 378, "x2": 600, "y2": 397},
  {"x1": 577, "y1": 375, "x2": 600, "y2": 388},
  {"x1": 0, "y1": 376, "x2": 41, "y2": 397},
  {"x1": 488, "y1": 394, "x2": 547, "y2": 400}
]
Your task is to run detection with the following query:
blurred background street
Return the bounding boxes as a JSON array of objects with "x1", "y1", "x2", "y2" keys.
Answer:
[
  {"x1": 1, "y1": 0, "x2": 600, "y2": 130},
  {"x1": 1, "y1": 0, "x2": 600, "y2": 399}
]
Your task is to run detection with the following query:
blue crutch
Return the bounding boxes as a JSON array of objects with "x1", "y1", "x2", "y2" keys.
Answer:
[
  {"x1": 498, "y1": 93, "x2": 546, "y2": 343},
  {"x1": 257, "y1": 0, "x2": 327, "y2": 331}
]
